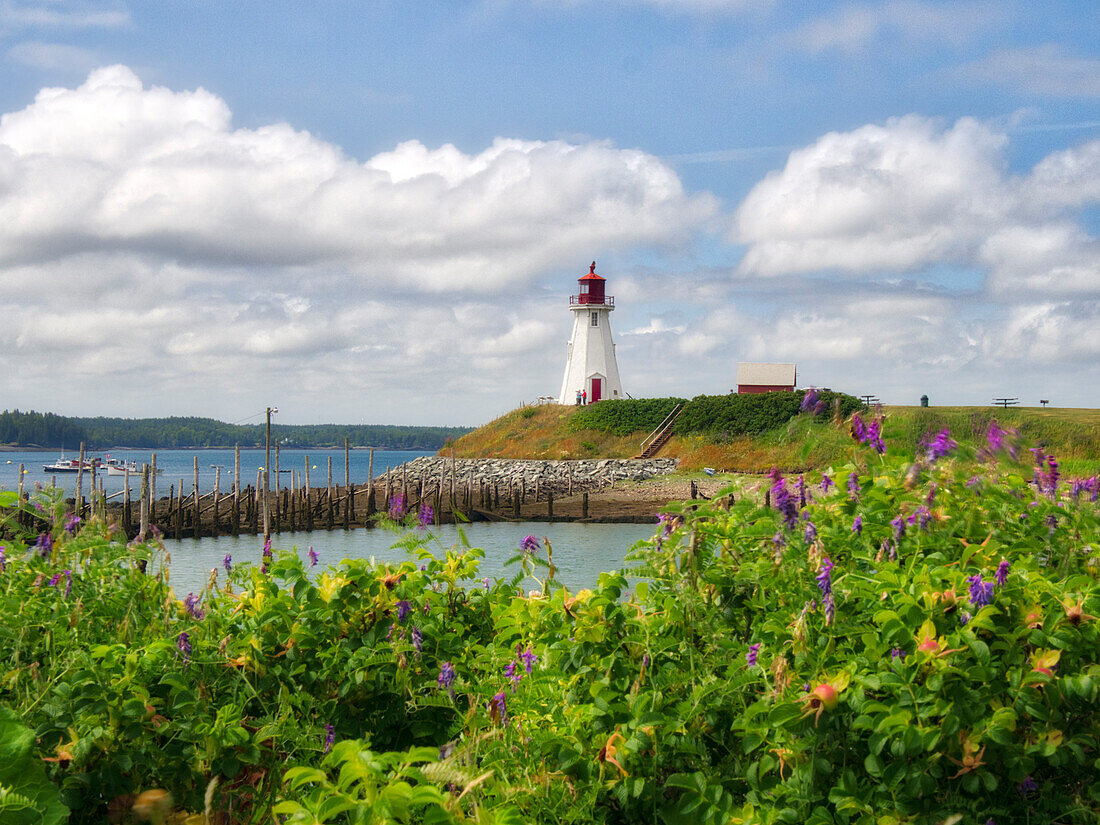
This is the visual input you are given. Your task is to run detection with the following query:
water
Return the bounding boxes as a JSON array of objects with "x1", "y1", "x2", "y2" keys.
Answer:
[
  {"x1": 0, "y1": 448, "x2": 437, "y2": 498},
  {"x1": 162, "y1": 521, "x2": 659, "y2": 596}
]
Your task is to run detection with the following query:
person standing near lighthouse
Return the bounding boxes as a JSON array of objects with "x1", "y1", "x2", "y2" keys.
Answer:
[{"x1": 558, "y1": 262, "x2": 625, "y2": 406}]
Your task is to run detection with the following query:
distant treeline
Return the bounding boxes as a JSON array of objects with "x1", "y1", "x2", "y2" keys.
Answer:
[{"x1": 0, "y1": 410, "x2": 470, "y2": 450}]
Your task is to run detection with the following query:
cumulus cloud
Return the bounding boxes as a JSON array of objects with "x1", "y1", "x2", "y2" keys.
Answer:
[
  {"x1": 0, "y1": 66, "x2": 715, "y2": 423},
  {"x1": 0, "y1": 65, "x2": 715, "y2": 290},
  {"x1": 734, "y1": 114, "x2": 1100, "y2": 302}
]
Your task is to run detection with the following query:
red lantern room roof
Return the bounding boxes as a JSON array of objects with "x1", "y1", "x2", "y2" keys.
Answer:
[{"x1": 579, "y1": 261, "x2": 605, "y2": 281}]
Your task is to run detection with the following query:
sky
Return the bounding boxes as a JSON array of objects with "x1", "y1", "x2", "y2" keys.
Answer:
[{"x1": 0, "y1": 1, "x2": 1098, "y2": 426}]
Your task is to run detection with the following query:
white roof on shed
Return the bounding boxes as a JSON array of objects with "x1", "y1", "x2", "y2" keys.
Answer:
[{"x1": 737, "y1": 362, "x2": 797, "y2": 386}]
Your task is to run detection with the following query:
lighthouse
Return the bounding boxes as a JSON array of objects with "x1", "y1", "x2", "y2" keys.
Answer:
[{"x1": 558, "y1": 262, "x2": 624, "y2": 405}]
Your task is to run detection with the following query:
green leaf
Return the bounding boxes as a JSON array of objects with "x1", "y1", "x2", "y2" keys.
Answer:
[{"x1": 0, "y1": 706, "x2": 69, "y2": 825}]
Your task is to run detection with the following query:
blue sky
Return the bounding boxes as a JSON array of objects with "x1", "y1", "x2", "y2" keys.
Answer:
[{"x1": 0, "y1": 1, "x2": 1098, "y2": 425}]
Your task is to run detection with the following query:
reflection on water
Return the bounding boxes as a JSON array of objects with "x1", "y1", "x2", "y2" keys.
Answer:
[{"x1": 163, "y1": 521, "x2": 658, "y2": 596}]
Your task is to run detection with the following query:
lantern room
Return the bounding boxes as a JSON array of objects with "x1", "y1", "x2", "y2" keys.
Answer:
[{"x1": 572, "y1": 261, "x2": 610, "y2": 306}]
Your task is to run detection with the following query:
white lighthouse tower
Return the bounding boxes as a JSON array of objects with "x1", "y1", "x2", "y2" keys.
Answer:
[{"x1": 558, "y1": 262, "x2": 624, "y2": 405}]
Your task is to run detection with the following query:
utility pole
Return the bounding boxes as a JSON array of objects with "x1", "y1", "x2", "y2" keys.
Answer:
[{"x1": 264, "y1": 406, "x2": 278, "y2": 541}]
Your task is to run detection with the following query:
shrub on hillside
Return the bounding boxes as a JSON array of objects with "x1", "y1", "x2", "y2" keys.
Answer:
[
  {"x1": 674, "y1": 389, "x2": 863, "y2": 437},
  {"x1": 569, "y1": 397, "x2": 687, "y2": 436}
]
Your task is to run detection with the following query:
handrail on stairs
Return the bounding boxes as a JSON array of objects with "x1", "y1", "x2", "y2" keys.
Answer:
[{"x1": 639, "y1": 404, "x2": 682, "y2": 454}]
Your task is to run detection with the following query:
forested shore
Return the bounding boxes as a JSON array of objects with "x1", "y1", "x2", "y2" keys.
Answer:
[{"x1": 0, "y1": 410, "x2": 469, "y2": 450}]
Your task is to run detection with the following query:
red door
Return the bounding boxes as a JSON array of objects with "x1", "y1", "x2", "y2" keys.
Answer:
[{"x1": 590, "y1": 378, "x2": 602, "y2": 403}]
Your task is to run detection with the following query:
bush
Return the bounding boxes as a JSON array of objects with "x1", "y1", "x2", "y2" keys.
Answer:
[
  {"x1": 4, "y1": 425, "x2": 1100, "y2": 824},
  {"x1": 569, "y1": 397, "x2": 687, "y2": 436}
]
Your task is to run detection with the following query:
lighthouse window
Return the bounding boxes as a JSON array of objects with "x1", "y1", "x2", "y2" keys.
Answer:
[
  {"x1": 590, "y1": 312, "x2": 598, "y2": 326},
  {"x1": 580, "y1": 282, "x2": 589, "y2": 295}
]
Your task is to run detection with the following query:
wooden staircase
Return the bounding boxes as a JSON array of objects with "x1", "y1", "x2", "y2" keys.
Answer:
[{"x1": 635, "y1": 404, "x2": 682, "y2": 459}]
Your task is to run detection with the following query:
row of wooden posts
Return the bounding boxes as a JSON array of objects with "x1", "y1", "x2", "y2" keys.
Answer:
[{"x1": 37, "y1": 442, "x2": 602, "y2": 540}]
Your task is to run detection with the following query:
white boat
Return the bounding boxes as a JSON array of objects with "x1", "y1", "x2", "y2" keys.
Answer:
[
  {"x1": 43, "y1": 457, "x2": 92, "y2": 473},
  {"x1": 102, "y1": 457, "x2": 140, "y2": 476}
]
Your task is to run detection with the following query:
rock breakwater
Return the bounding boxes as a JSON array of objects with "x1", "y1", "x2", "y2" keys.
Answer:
[{"x1": 375, "y1": 456, "x2": 678, "y2": 497}]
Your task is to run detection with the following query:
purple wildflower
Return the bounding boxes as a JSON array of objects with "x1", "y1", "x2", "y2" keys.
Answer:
[
  {"x1": 803, "y1": 518, "x2": 817, "y2": 544},
  {"x1": 884, "y1": 539, "x2": 897, "y2": 562},
  {"x1": 488, "y1": 691, "x2": 508, "y2": 726},
  {"x1": 891, "y1": 514, "x2": 906, "y2": 541},
  {"x1": 959, "y1": 611, "x2": 972, "y2": 626},
  {"x1": 418, "y1": 502, "x2": 433, "y2": 529},
  {"x1": 396, "y1": 599, "x2": 412, "y2": 623},
  {"x1": 925, "y1": 483, "x2": 937, "y2": 505},
  {"x1": 921, "y1": 428, "x2": 957, "y2": 462},
  {"x1": 771, "y1": 530, "x2": 786, "y2": 551},
  {"x1": 36, "y1": 532, "x2": 52, "y2": 558},
  {"x1": 388, "y1": 493, "x2": 406, "y2": 519},
  {"x1": 520, "y1": 535, "x2": 540, "y2": 554},
  {"x1": 913, "y1": 505, "x2": 932, "y2": 532},
  {"x1": 795, "y1": 475, "x2": 811, "y2": 507},
  {"x1": 483, "y1": 578, "x2": 490, "y2": 591},
  {"x1": 847, "y1": 472, "x2": 860, "y2": 500},
  {"x1": 800, "y1": 387, "x2": 819, "y2": 412},
  {"x1": 263, "y1": 536, "x2": 272, "y2": 555},
  {"x1": 816, "y1": 556, "x2": 834, "y2": 597},
  {"x1": 1017, "y1": 776, "x2": 1037, "y2": 797},
  {"x1": 437, "y1": 662, "x2": 456, "y2": 691},
  {"x1": 769, "y1": 467, "x2": 799, "y2": 529},
  {"x1": 411, "y1": 626, "x2": 422, "y2": 655},
  {"x1": 504, "y1": 660, "x2": 521, "y2": 687},
  {"x1": 995, "y1": 559, "x2": 1010, "y2": 588},
  {"x1": 890, "y1": 648, "x2": 906, "y2": 661},
  {"x1": 852, "y1": 413, "x2": 886, "y2": 453},
  {"x1": 657, "y1": 512, "x2": 674, "y2": 537},
  {"x1": 823, "y1": 592, "x2": 836, "y2": 626},
  {"x1": 1046, "y1": 513, "x2": 1057, "y2": 535},
  {"x1": 820, "y1": 474, "x2": 834, "y2": 493},
  {"x1": 986, "y1": 421, "x2": 1006, "y2": 454},
  {"x1": 746, "y1": 643, "x2": 760, "y2": 667},
  {"x1": 852, "y1": 515, "x2": 863, "y2": 535},
  {"x1": 176, "y1": 631, "x2": 191, "y2": 664},
  {"x1": 0, "y1": 546, "x2": 6, "y2": 572},
  {"x1": 48, "y1": 572, "x2": 61, "y2": 588},
  {"x1": 223, "y1": 553, "x2": 232, "y2": 574},
  {"x1": 966, "y1": 475, "x2": 981, "y2": 490},
  {"x1": 520, "y1": 647, "x2": 537, "y2": 674},
  {"x1": 308, "y1": 546, "x2": 318, "y2": 567},
  {"x1": 64, "y1": 514, "x2": 81, "y2": 535},
  {"x1": 63, "y1": 569, "x2": 72, "y2": 598},
  {"x1": 323, "y1": 724, "x2": 335, "y2": 753},
  {"x1": 183, "y1": 592, "x2": 205, "y2": 620},
  {"x1": 967, "y1": 574, "x2": 995, "y2": 609}
]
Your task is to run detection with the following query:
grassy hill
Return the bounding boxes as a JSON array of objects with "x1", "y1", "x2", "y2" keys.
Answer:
[{"x1": 447, "y1": 402, "x2": 1100, "y2": 474}]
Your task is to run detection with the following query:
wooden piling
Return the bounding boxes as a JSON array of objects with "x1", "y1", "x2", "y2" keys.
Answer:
[
  {"x1": 344, "y1": 439, "x2": 351, "y2": 529},
  {"x1": 17, "y1": 464, "x2": 24, "y2": 528},
  {"x1": 582, "y1": 492, "x2": 589, "y2": 519},
  {"x1": 274, "y1": 443, "x2": 282, "y2": 532},
  {"x1": 366, "y1": 448, "x2": 375, "y2": 517},
  {"x1": 212, "y1": 467, "x2": 221, "y2": 538},
  {"x1": 169, "y1": 485, "x2": 178, "y2": 539},
  {"x1": 290, "y1": 470, "x2": 298, "y2": 532},
  {"x1": 254, "y1": 470, "x2": 262, "y2": 534},
  {"x1": 75, "y1": 442, "x2": 86, "y2": 518},
  {"x1": 192, "y1": 458, "x2": 200, "y2": 538},
  {"x1": 123, "y1": 467, "x2": 132, "y2": 538},
  {"x1": 548, "y1": 492, "x2": 553, "y2": 518},
  {"x1": 327, "y1": 457, "x2": 334, "y2": 530},
  {"x1": 305, "y1": 457, "x2": 313, "y2": 531},
  {"x1": 139, "y1": 464, "x2": 150, "y2": 540},
  {"x1": 233, "y1": 445, "x2": 241, "y2": 536},
  {"x1": 177, "y1": 478, "x2": 185, "y2": 538},
  {"x1": 150, "y1": 453, "x2": 158, "y2": 522}
]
